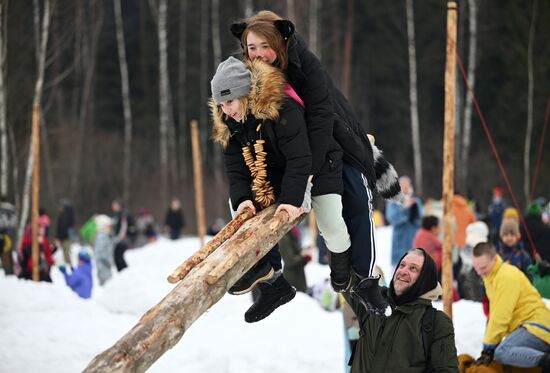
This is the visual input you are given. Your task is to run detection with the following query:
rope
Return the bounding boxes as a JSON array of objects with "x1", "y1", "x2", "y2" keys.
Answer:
[
  {"x1": 530, "y1": 97, "x2": 550, "y2": 200},
  {"x1": 456, "y1": 54, "x2": 539, "y2": 258}
]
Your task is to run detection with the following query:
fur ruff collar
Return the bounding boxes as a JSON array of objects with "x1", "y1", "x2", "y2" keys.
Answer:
[{"x1": 210, "y1": 59, "x2": 287, "y2": 149}]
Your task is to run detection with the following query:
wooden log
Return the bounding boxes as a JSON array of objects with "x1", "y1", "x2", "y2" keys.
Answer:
[
  {"x1": 83, "y1": 204, "x2": 304, "y2": 373},
  {"x1": 166, "y1": 207, "x2": 255, "y2": 283}
]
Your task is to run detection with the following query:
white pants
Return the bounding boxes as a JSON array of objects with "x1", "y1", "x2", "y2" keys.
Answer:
[{"x1": 312, "y1": 194, "x2": 351, "y2": 253}]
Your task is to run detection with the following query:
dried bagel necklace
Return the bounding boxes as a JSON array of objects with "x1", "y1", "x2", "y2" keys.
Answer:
[{"x1": 242, "y1": 123, "x2": 275, "y2": 208}]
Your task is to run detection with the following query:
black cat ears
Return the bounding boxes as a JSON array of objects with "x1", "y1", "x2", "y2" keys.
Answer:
[
  {"x1": 274, "y1": 20, "x2": 295, "y2": 40},
  {"x1": 230, "y1": 22, "x2": 247, "y2": 40},
  {"x1": 229, "y1": 19, "x2": 295, "y2": 41}
]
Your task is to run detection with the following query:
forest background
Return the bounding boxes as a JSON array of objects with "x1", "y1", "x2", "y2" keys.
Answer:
[{"x1": 1, "y1": 0, "x2": 549, "y2": 232}]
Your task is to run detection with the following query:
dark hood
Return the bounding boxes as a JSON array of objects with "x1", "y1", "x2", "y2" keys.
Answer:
[{"x1": 389, "y1": 248, "x2": 439, "y2": 306}]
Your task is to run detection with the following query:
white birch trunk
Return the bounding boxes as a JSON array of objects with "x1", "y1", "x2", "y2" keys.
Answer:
[
  {"x1": 114, "y1": 0, "x2": 134, "y2": 206},
  {"x1": 524, "y1": 0, "x2": 538, "y2": 203},
  {"x1": 0, "y1": 1, "x2": 7, "y2": 197},
  {"x1": 406, "y1": 0, "x2": 423, "y2": 196},
  {"x1": 244, "y1": 0, "x2": 253, "y2": 18},
  {"x1": 18, "y1": 0, "x2": 51, "y2": 251},
  {"x1": 158, "y1": 0, "x2": 169, "y2": 209},
  {"x1": 460, "y1": 0, "x2": 477, "y2": 189}
]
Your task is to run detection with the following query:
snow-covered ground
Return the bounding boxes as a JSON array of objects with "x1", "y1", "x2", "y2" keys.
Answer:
[{"x1": 1, "y1": 226, "x2": 544, "y2": 373}]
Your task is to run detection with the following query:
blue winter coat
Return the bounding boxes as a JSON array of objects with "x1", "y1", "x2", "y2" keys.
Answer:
[
  {"x1": 386, "y1": 198, "x2": 423, "y2": 265},
  {"x1": 63, "y1": 262, "x2": 93, "y2": 299}
]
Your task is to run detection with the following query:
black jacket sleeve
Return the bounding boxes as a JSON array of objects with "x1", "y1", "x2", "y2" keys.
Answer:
[
  {"x1": 292, "y1": 40, "x2": 334, "y2": 176},
  {"x1": 223, "y1": 138, "x2": 253, "y2": 211},
  {"x1": 273, "y1": 102, "x2": 312, "y2": 207}
]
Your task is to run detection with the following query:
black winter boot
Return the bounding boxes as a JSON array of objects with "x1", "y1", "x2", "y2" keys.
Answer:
[
  {"x1": 350, "y1": 275, "x2": 391, "y2": 316},
  {"x1": 244, "y1": 275, "x2": 296, "y2": 323},
  {"x1": 540, "y1": 353, "x2": 550, "y2": 373},
  {"x1": 329, "y1": 250, "x2": 352, "y2": 293},
  {"x1": 228, "y1": 260, "x2": 274, "y2": 295}
]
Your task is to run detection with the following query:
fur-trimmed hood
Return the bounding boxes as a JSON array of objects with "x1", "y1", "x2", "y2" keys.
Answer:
[{"x1": 211, "y1": 59, "x2": 287, "y2": 149}]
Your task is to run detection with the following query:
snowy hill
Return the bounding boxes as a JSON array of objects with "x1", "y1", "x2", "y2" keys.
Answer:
[{"x1": 2, "y1": 227, "x2": 545, "y2": 372}]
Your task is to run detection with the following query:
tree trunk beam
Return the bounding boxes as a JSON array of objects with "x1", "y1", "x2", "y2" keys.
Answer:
[
  {"x1": 83, "y1": 204, "x2": 304, "y2": 373},
  {"x1": 167, "y1": 208, "x2": 255, "y2": 283}
]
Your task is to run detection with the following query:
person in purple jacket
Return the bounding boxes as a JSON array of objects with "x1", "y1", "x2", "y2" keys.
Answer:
[{"x1": 59, "y1": 250, "x2": 93, "y2": 299}]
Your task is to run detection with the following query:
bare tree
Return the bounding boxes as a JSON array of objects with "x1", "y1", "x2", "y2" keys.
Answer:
[
  {"x1": 8, "y1": 125, "x2": 18, "y2": 208},
  {"x1": 211, "y1": 0, "x2": 224, "y2": 185},
  {"x1": 0, "y1": 0, "x2": 7, "y2": 197},
  {"x1": 70, "y1": 1, "x2": 103, "y2": 199},
  {"x1": 199, "y1": 0, "x2": 208, "y2": 159},
  {"x1": 158, "y1": 0, "x2": 170, "y2": 210},
  {"x1": 341, "y1": 0, "x2": 353, "y2": 98},
  {"x1": 406, "y1": 0, "x2": 423, "y2": 196},
  {"x1": 114, "y1": 0, "x2": 133, "y2": 205},
  {"x1": 244, "y1": 0, "x2": 253, "y2": 18},
  {"x1": 309, "y1": 0, "x2": 320, "y2": 58},
  {"x1": 178, "y1": 0, "x2": 189, "y2": 179},
  {"x1": 459, "y1": 0, "x2": 478, "y2": 192},
  {"x1": 286, "y1": 0, "x2": 295, "y2": 21},
  {"x1": 18, "y1": 0, "x2": 52, "y2": 250},
  {"x1": 211, "y1": 0, "x2": 221, "y2": 67},
  {"x1": 524, "y1": 0, "x2": 538, "y2": 204}
]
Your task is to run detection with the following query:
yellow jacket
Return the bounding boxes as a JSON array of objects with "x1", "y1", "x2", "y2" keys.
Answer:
[{"x1": 483, "y1": 255, "x2": 550, "y2": 347}]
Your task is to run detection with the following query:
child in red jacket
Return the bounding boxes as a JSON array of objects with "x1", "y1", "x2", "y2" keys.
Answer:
[{"x1": 18, "y1": 224, "x2": 55, "y2": 282}]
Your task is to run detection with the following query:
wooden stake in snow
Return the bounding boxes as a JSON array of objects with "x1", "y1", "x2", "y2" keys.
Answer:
[
  {"x1": 442, "y1": 0, "x2": 458, "y2": 319},
  {"x1": 84, "y1": 205, "x2": 304, "y2": 373},
  {"x1": 167, "y1": 207, "x2": 255, "y2": 283},
  {"x1": 191, "y1": 120, "x2": 206, "y2": 247},
  {"x1": 31, "y1": 103, "x2": 40, "y2": 282}
]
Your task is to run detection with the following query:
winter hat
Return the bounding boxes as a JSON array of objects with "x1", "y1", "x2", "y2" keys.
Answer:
[
  {"x1": 210, "y1": 56, "x2": 251, "y2": 104},
  {"x1": 389, "y1": 248, "x2": 438, "y2": 306},
  {"x1": 492, "y1": 187, "x2": 504, "y2": 197},
  {"x1": 499, "y1": 218, "x2": 519, "y2": 237},
  {"x1": 526, "y1": 202, "x2": 542, "y2": 218},
  {"x1": 78, "y1": 250, "x2": 91, "y2": 263},
  {"x1": 465, "y1": 221, "x2": 489, "y2": 248},
  {"x1": 95, "y1": 214, "x2": 113, "y2": 233},
  {"x1": 503, "y1": 207, "x2": 519, "y2": 221}
]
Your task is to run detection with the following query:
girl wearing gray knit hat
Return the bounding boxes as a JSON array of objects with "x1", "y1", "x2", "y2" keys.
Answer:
[{"x1": 210, "y1": 56, "x2": 311, "y2": 323}]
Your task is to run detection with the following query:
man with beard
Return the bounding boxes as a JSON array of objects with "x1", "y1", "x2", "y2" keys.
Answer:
[{"x1": 344, "y1": 248, "x2": 458, "y2": 372}]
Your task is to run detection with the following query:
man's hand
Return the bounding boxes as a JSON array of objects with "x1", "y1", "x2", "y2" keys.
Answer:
[
  {"x1": 474, "y1": 348, "x2": 495, "y2": 365},
  {"x1": 275, "y1": 204, "x2": 303, "y2": 221},
  {"x1": 237, "y1": 200, "x2": 256, "y2": 215}
]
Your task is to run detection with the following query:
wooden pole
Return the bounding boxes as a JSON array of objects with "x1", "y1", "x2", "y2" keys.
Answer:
[
  {"x1": 190, "y1": 120, "x2": 206, "y2": 246},
  {"x1": 442, "y1": 0, "x2": 458, "y2": 318},
  {"x1": 84, "y1": 205, "x2": 304, "y2": 372},
  {"x1": 31, "y1": 102, "x2": 40, "y2": 281}
]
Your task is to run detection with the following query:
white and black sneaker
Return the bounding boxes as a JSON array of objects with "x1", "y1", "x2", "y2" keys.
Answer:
[{"x1": 228, "y1": 260, "x2": 274, "y2": 295}]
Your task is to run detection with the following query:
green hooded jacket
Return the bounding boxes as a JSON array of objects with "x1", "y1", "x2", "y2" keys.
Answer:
[{"x1": 344, "y1": 285, "x2": 458, "y2": 373}]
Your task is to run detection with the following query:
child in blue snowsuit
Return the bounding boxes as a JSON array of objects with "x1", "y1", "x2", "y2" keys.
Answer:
[{"x1": 60, "y1": 250, "x2": 93, "y2": 299}]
